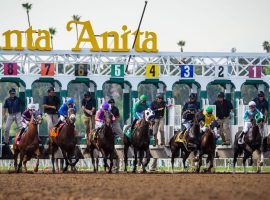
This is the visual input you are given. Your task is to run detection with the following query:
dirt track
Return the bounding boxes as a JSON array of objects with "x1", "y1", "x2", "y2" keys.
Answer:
[{"x1": 0, "y1": 173, "x2": 269, "y2": 200}]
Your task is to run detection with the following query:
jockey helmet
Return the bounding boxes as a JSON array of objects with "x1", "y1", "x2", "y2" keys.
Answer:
[
  {"x1": 102, "y1": 102, "x2": 109, "y2": 110},
  {"x1": 217, "y1": 92, "x2": 225, "y2": 98},
  {"x1": 28, "y1": 104, "x2": 36, "y2": 110},
  {"x1": 9, "y1": 88, "x2": 16, "y2": 94},
  {"x1": 66, "y1": 97, "x2": 74, "y2": 105},
  {"x1": 47, "y1": 87, "x2": 54, "y2": 93},
  {"x1": 84, "y1": 91, "x2": 91, "y2": 97},
  {"x1": 108, "y1": 98, "x2": 115, "y2": 104},
  {"x1": 206, "y1": 106, "x2": 213, "y2": 113},
  {"x1": 189, "y1": 93, "x2": 196, "y2": 99},
  {"x1": 140, "y1": 95, "x2": 147, "y2": 101},
  {"x1": 248, "y1": 101, "x2": 256, "y2": 108},
  {"x1": 258, "y1": 91, "x2": 265, "y2": 97},
  {"x1": 156, "y1": 93, "x2": 164, "y2": 99}
]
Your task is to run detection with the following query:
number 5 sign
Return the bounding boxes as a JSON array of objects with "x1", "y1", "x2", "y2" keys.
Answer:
[
  {"x1": 41, "y1": 63, "x2": 54, "y2": 76},
  {"x1": 111, "y1": 64, "x2": 124, "y2": 77},
  {"x1": 146, "y1": 64, "x2": 159, "y2": 78}
]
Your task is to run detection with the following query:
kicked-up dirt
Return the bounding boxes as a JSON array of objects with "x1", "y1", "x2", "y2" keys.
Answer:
[{"x1": 0, "y1": 172, "x2": 269, "y2": 200}]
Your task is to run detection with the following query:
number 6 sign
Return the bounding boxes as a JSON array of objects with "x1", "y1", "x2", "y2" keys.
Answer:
[
  {"x1": 41, "y1": 63, "x2": 54, "y2": 76},
  {"x1": 4, "y1": 63, "x2": 18, "y2": 75}
]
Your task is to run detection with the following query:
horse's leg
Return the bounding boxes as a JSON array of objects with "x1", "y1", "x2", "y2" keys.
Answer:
[
  {"x1": 233, "y1": 149, "x2": 238, "y2": 173},
  {"x1": 17, "y1": 152, "x2": 24, "y2": 173},
  {"x1": 132, "y1": 148, "x2": 138, "y2": 173},
  {"x1": 108, "y1": 152, "x2": 113, "y2": 174},
  {"x1": 96, "y1": 157, "x2": 99, "y2": 172},
  {"x1": 22, "y1": 154, "x2": 30, "y2": 172},
  {"x1": 34, "y1": 148, "x2": 41, "y2": 173},
  {"x1": 51, "y1": 145, "x2": 57, "y2": 173},
  {"x1": 243, "y1": 151, "x2": 249, "y2": 174},
  {"x1": 256, "y1": 149, "x2": 262, "y2": 173},
  {"x1": 13, "y1": 149, "x2": 19, "y2": 171},
  {"x1": 207, "y1": 153, "x2": 214, "y2": 172},
  {"x1": 62, "y1": 150, "x2": 69, "y2": 172},
  {"x1": 143, "y1": 148, "x2": 151, "y2": 173},
  {"x1": 90, "y1": 147, "x2": 96, "y2": 172},
  {"x1": 196, "y1": 152, "x2": 203, "y2": 173},
  {"x1": 124, "y1": 144, "x2": 129, "y2": 172},
  {"x1": 138, "y1": 150, "x2": 144, "y2": 173},
  {"x1": 183, "y1": 150, "x2": 191, "y2": 171}
]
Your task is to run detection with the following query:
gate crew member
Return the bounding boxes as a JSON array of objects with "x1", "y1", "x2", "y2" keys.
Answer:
[
  {"x1": 108, "y1": 98, "x2": 123, "y2": 137},
  {"x1": 214, "y1": 92, "x2": 233, "y2": 145},
  {"x1": 82, "y1": 91, "x2": 96, "y2": 135},
  {"x1": 43, "y1": 87, "x2": 60, "y2": 134},
  {"x1": 3, "y1": 88, "x2": 23, "y2": 145}
]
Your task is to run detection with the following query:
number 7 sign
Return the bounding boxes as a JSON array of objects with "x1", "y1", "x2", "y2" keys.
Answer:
[{"x1": 41, "y1": 63, "x2": 54, "y2": 76}]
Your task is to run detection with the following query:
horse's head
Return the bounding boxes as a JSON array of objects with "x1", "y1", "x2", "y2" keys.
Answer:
[
  {"x1": 143, "y1": 108, "x2": 155, "y2": 125},
  {"x1": 194, "y1": 110, "x2": 205, "y2": 125},
  {"x1": 31, "y1": 110, "x2": 43, "y2": 125},
  {"x1": 104, "y1": 111, "x2": 112, "y2": 126},
  {"x1": 68, "y1": 108, "x2": 76, "y2": 124}
]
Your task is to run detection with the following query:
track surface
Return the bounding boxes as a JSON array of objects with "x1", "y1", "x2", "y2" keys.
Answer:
[{"x1": 0, "y1": 173, "x2": 269, "y2": 200}]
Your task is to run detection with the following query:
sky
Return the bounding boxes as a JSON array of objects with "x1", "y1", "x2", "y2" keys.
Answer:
[{"x1": 0, "y1": 0, "x2": 270, "y2": 52}]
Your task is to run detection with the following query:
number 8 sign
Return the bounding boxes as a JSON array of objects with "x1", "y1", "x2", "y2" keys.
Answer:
[
  {"x1": 4, "y1": 63, "x2": 18, "y2": 75},
  {"x1": 41, "y1": 63, "x2": 54, "y2": 76}
]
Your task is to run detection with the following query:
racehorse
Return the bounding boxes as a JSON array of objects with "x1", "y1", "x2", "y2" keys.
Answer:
[
  {"x1": 233, "y1": 119, "x2": 263, "y2": 173},
  {"x1": 123, "y1": 108, "x2": 155, "y2": 173},
  {"x1": 262, "y1": 134, "x2": 270, "y2": 155},
  {"x1": 13, "y1": 110, "x2": 43, "y2": 173},
  {"x1": 196, "y1": 120, "x2": 218, "y2": 173},
  {"x1": 49, "y1": 108, "x2": 79, "y2": 173},
  {"x1": 87, "y1": 111, "x2": 118, "y2": 173},
  {"x1": 169, "y1": 111, "x2": 204, "y2": 172}
]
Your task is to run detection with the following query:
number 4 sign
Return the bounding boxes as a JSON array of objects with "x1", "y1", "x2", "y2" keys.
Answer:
[
  {"x1": 146, "y1": 64, "x2": 159, "y2": 78},
  {"x1": 41, "y1": 63, "x2": 54, "y2": 76},
  {"x1": 249, "y1": 66, "x2": 261, "y2": 78}
]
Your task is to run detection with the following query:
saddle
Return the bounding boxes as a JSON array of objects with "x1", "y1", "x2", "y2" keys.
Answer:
[{"x1": 50, "y1": 123, "x2": 65, "y2": 137}]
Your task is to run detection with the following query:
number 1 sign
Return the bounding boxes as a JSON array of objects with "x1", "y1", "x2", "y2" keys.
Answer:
[
  {"x1": 249, "y1": 66, "x2": 261, "y2": 78},
  {"x1": 41, "y1": 63, "x2": 54, "y2": 76}
]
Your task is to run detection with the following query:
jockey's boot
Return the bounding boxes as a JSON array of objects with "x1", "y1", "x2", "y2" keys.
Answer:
[
  {"x1": 54, "y1": 120, "x2": 62, "y2": 131},
  {"x1": 17, "y1": 128, "x2": 25, "y2": 141}
]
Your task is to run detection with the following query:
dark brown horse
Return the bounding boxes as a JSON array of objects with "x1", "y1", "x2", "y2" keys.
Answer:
[
  {"x1": 49, "y1": 108, "x2": 79, "y2": 173},
  {"x1": 170, "y1": 111, "x2": 204, "y2": 172},
  {"x1": 87, "y1": 111, "x2": 118, "y2": 173},
  {"x1": 262, "y1": 133, "x2": 270, "y2": 156},
  {"x1": 13, "y1": 111, "x2": 43, "y2": 173},
  {"x1": 233, "y1": 119, "x2": 263, "y2": 173},
  {"x1": 196, "y1": 120, "x2": 218, "y2": 173},
  {"x1": 123, "y1": 108, "x2": 155, "y2": 173}
]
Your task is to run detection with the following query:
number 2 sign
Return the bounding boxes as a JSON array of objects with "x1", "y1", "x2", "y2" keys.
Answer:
[
  {"x1": 146, "y1": 64, "x2": 159, "y2": 78},
  {"x1": 4, "y1": 63, "x2": 18, "y2": 75},
  {"x1": 249, "y1": 66, "x2": 261, "y2": 78},
  {"x1": 41, "y1": 63, "x2": 54, "y2": 76}
]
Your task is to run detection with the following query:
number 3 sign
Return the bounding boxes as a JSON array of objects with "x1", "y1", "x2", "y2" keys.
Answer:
[
  {"x1": 180, "y1": 65, "x2": 194, "y2": 78},
  {"x1": 146, "y1": 64, "x2": 159, "y2": 78},
  {"x1": 41, "y1": 63, "x2": 54, "y2": 76},
  {"x1": 4, "y1": 63, "x2": 18, "y2": 75}
]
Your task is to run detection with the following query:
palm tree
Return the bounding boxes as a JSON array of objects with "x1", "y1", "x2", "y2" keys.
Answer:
[
  {"x1": 177, "y1": 40, "x2": 186, "y2": 52},
  {"x1": 262, "y1": 41, "x2": 270, "y2": 53},
  {"x1": 22, "y1": 3, "x2": 32, "y2": 28},
  {"x1": 72, "y1": 15, "x2": 81, "y2": 41},
  {"x1": 49, "y1": 27, "x2": 57, "y2": 49}
]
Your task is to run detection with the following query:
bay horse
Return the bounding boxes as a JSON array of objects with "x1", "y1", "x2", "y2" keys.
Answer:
[
  {"x1": 233, "y1": 119, "x2": 263, "y2": 173},
  {"x1": 196, "y1": 120, "x2": 218, "y2": 173},
  {"x1": 169, "y1": 111, "x2": 204, "y2": 172},
  {"x1": 13, "y1": 110, "x2": 43, "y2": 173},
  {"x1": 49, "y1": 108, "x2": 79, "y2": 173},
  {"x1": 262, "y1": 134, "x2": 270, "y2": 157},
  {"x1": 123, "y1": 108, "x2": 155, "y2": 173},
  {"x1": 87, "y1": 111, "x2": 118, "y2": 173}
]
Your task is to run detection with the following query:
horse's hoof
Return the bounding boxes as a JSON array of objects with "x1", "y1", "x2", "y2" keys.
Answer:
[
  {"x1": 132, "y1": 170, "x2": 136, "y2": 173},
  {"x1": 260, "y1": 161, "x2": 264, "y2": 166},
  {"x1": 34, "y1": 168, "x2": 38, "y2": 173}
]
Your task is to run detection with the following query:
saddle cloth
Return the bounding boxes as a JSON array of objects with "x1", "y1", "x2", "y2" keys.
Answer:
[{"x1": 50, "y1": 123, "x2": 65, "y2": 137}]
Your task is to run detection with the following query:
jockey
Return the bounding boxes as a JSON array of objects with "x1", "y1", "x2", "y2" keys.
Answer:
[
  {"x1": 181, "y1": 93, "x2": 201, "y2": 133},
  {"x1": 238, "y1": 101, "x2": 263, "y2": 144},
  {"x1": 17, "y1": 104, "x2": 36, "y2": 142},
  {"x1": 131, "y1": 95, "x2": 149, "y2": 132},
  {"x1": 54, "y1": 97, "x2": 77, "y2": 130},
  {"x1": 201, "y1": 106, "x2": 219, "y2": 138},
  {"x1": 95, "y1": 102, "x2": 110, "y2": 128}
]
